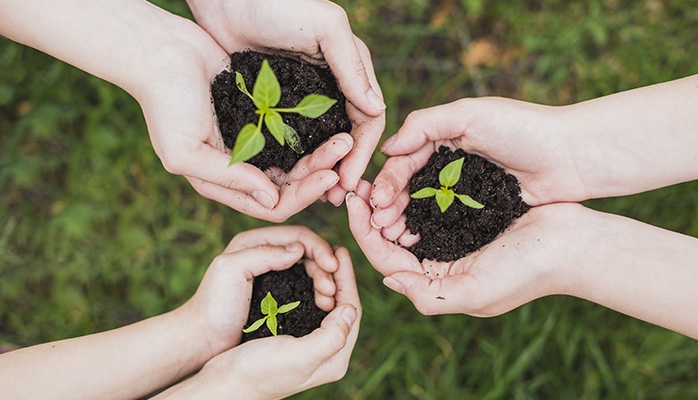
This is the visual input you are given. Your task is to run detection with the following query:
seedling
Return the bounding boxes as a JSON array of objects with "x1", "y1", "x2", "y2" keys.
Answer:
[
  {"x1": 242, "y1": 291, "x2": 300, "y2": 336},
  {"x1": 229, "y1": 59, "x2": 337, "y2": 165},
  {"x1": 410, "y1": 157, "x2": 485, "y2": 213}
]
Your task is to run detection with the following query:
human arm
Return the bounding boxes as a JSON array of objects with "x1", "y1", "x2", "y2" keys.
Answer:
[
  {"x1": 347, "y1": 181, "x2": 698, "y2": 339},
  {"x1": 372, "y1": 75, "x2": 698, "y2": 228},
  {"x1": 185, "y1": 0, "x2": 387, "y2": 203},
  {"x1": 0, "y1": 224, "x2": 343, "y2": 399},
  {"x1": 153, "y1": 246, "x2": 361, "y2": 399}
]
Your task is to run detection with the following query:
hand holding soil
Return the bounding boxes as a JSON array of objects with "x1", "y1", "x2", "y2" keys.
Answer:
[
  {"x1": 188, "y1": 0, "x2": 386, "y2": 207},
  {"x1": 349, "y1": 180, "x2": 567, "y2": 317},
  {"x1": 158, "y1": 238, "x2": 360, "y2": 399}
]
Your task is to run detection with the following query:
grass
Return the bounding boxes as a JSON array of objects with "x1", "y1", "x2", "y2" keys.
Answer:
[{"x1": 2, "y1": 0, "x2": 698, "y2": 398}]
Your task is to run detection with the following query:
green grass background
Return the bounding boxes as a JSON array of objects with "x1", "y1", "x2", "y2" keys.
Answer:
[{"x1": 2, "y1": 0, "x2": 698, "y2": 398}]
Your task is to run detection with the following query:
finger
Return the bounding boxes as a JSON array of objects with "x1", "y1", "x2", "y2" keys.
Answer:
[
  {"x1": 379, "y1": 102, "x2": 470, "y2": 156},
  {"x1": 211, "y1": 244, "x2": 305, "y2": 281},
  {"x1": 286, "y1": 133, "x2": 353, "y2": 182},
  {"x1": 337, "y1": 101, "x2": 386, "y2": 193},
  {"x1": 227, "y1": 225, "x2": 340, "y2": 274},
  {"x1": 295, "y1": 303, "x2": 358, "y2": 383},
  {"x1": 345, "y1": 190, "x2": 422, "y2": 277},
  {"x1": 398, "y1": 229, "x2": 420, "y2": 248},
  {"x1": 303, "y1": 259, "x2": 336, "y2": 312},
  {"x1": 380, "y1": 213, "x2": 408, "y2": 242},
  {"x1": 316, "y1": 13, "x2": 385, "y2": 116},
  {"x1": 268, "y1": 170, "x2": 340, "y2": 223},
  {"x1": 332, "y1": 247, "x2": 361, "y2": 311},
  {"x1": 370, "y1": 188, "x2": 411, "y2": 229},
  {"x1": 370, "y1": 145, "x2": 434, "y2": 210},
  {"x1": 170, "y1": 143, "x2": 281, "y2": 210},
  {"x1": 325, "y1": 183, "x2": 348, "y2": 207}
]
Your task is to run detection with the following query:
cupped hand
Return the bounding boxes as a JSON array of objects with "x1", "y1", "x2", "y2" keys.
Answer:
[
  {"x1": 177, "y1": 225, "x2": 344, "y2": 362},
  {"x1": 162, "y1": 246, "x2": 361, "y2": 400},
  {"x1": 136, "y1": 16, "x2": 363, "y2": 222},
  {"x1": 187, "y1": 0, "x2": 387, "y2": 203},
  {"x1": 347, "y1": 179, "x2": 584, "y2": 317},
  {"x1": 370, "y1": 97, "x2": 589, "y2": 229}
]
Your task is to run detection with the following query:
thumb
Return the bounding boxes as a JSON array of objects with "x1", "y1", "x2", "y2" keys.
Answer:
[
  {"x1": 379, "y1": 102, "x2": 465, "y2": 156},
  {"x1": 299, "y1": 304, "x2": 357, "y2": 361}
]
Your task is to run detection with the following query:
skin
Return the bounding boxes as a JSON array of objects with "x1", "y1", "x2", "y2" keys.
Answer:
[
  {"x1": 0, "y1": 226, "x2": 361, "y2": 399},
  {"x1": 1, "y1": 0, "x2": 385, "y2": 222},
  {"x1": 347, "y1": 75, "x2": 698, "y2": 339},
  {"x1": 154, "y1": 246, "x2": 362, "y2": 400},
  {"x1": 185, "y1": 0, "x2": 387, "y2": 208}
]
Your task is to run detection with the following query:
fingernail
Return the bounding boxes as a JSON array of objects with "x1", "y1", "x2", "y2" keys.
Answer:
[
  {"x1": 379, "y1": 135, "x2": 397, "y2": 153},
  {"x1": 370, "y1": 214, "x2": 382, "y2": 230},
  {"x1": 345, "y1": 191, "x2": 356, "y2": 202},
  {"x1": 366, "y1": 87, "x2": 386, "y2": 111},
  {"x1": 251, "y1": 190, "x2": 275, "y2": 209},
  {"x1": 286, "y1": 242, "x2": 302, "y2": 252},
  {"x1": 340, "y1": 306, "x2": 357, "y2": 327},
  {"x1": 330, "y1": 196, "x2": 344, "y2": 207},
  {"x1": 383, "y1": 277, "x2": 406, "y2": 295},
  {"x1": 341, "y1": 137, "x2": 354, "y2": 155},
  {"x1": 369, "y1": 196, "x2": 380, "y2": 210}
]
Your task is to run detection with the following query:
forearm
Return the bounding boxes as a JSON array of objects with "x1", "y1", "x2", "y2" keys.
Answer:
[
  {"x1": 0, "y1": 0, "x2": 196, "y2": 98},
  {"x1": 0, "y1": 308, "x2": 212, "y2": 399},
  {"x1": 557, "y1": 74, "x2": 698, "y2": 198},
  {"x1": 562, "y1": 207, "x2": 698, "y2": 339}
]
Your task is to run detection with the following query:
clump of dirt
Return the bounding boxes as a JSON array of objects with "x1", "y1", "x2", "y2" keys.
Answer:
[
  {"x1": 241, "y1": 263, "x2": 328, "y2": 342},
  {"x1": 405, "y1": 146, "x2": 530, "y2": 262},
  {"x1": 211, "y1": 50, "x2": 351, "y2": 173}
]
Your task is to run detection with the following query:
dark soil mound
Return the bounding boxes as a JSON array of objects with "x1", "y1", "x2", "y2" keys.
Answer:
[
  {"x1": 405, "y1": 146, "x2": 530, "y2": 262},
  {"x1": 242, "y1": 263, "x2": 328, "y2": 342},
  {"x1": 211, "y1": 51, "x2": 351, "y2": 173}
]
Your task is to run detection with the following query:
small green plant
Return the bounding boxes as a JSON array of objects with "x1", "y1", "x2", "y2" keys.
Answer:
[
  {"x1": 229, "y1": 59, "x2": 337, "y2": 165},
  {"x1": 242, "y1": 291, "x2": 301, "y2": 336},
  {"x1": 410, "y1": 157, "x2": 485, "y2": 213}
]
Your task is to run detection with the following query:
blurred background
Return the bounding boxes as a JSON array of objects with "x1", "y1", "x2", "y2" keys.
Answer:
[{"x1": 2, "y1": 0, "x2": 698, "y2": 398}]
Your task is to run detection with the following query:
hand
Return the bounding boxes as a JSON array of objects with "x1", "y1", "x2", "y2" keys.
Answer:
[
  {"x1": 369, "y1": 97, "x2": 587, "y2": 230},
  {"x1": 347, "y1": 179, "x2": 580, "y2": 316},
  {"x1": 186, "y1": 0, "x2": 387, "y2": 204},
  {"x1": 156, "y1": 247, "x2": 361, "y2": 399},
  {"x1": 176, "y1": 226, "x2": 343, "y2": 360}
]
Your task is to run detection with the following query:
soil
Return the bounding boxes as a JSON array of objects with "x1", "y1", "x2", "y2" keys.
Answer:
[
  {"x1": 211, "y1": 50, "x2": 352, "y2": 173},
  {"x1": 241, "y1": 263, "x2": 328, "y2": 342},
  {"x1": 404, "y1": 146, "x2": 530, "y2": 262}
]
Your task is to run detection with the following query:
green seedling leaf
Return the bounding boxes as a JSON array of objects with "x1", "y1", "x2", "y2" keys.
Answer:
[
  {"x1": 253, "y1": 60, "x2": 281, "y2": 110},
  {"x1": 278, "y1": 301, "x2": 300, "y2": 314},
  {"x1": 292, "y1": 94, "x2": 337, "y2": 118},
  {"x1": 409, "y1": 156, "x2": 484, "y2": 212},
  {"x1": 410, "y1": 187, "x2": 439, "y2": 199},
  {"x1": 242, "y1": 292, "x2": 301, "y2": 336},
  {"x1": 229, "y1": 123, "x2": 265, "y2": 165},
  {"x1": 435, "y1": 189, "x2": 455, "y2": 213},
  {"x1": 261, "y1": 292, "x2": 278, "y2": 315},
  {"x1": 229, "y1": 58, "x2": 337, "y2": 166},
  {"x1": 267, "y1": 315, "x2": 278, "y2": 336},
  {"x1": 242, "y1": 317, "x2": 267, "y2": 333},
  {"x1": 282, "y1": 123, "x2": 304, "y2": 154},
  {"x1": 264, "y1": 111, "x2": 286, "y2": 146},
  {"x1": 455, "y1": 193, "x2": 485, "y2": 209},
  {"x1": 235, "y1": 71, "x2": 254, "y2": 101},
  {"x1": 439, "y1": 157, "x2": 465, "y2": 188}
]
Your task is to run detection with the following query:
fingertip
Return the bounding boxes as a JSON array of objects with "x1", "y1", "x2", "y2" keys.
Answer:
[
  {"x1": 339, "y1": 305, "x2": 358, "y2": 328},
  {"x1": 366, "y1": 87, "x2": 386, "y2": 114}
]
